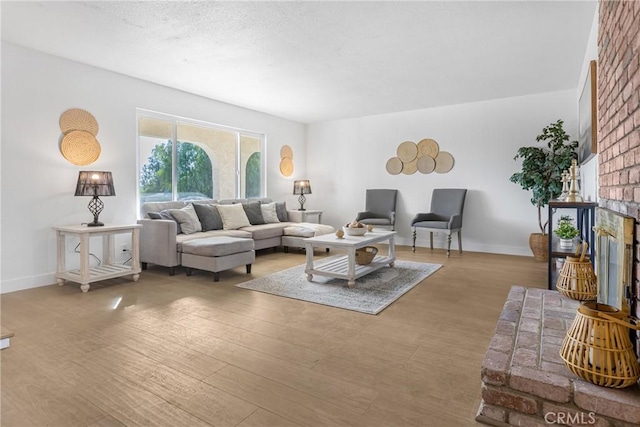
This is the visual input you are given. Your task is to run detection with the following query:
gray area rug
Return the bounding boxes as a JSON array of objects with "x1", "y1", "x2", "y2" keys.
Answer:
[{"x1": 235, "y1": 258, "x2": 442, "y2": 315}]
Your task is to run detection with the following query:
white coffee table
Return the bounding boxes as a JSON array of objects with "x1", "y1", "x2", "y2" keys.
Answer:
[{"x1": 304, "y1": 230, "x2": 396, "y2": 287}]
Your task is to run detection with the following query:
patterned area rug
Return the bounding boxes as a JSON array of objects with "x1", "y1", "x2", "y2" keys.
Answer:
[{"x1": 235, "y1": 258, "x2": 442, "y2": 315}]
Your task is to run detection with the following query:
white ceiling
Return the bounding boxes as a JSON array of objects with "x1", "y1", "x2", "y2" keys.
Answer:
[{"x1": 1, "y1": 1, "x2": 596, "y2": 124}]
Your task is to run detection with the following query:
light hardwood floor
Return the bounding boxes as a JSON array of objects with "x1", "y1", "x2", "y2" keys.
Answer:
[{"x1": 1, "y1": 246, "x2": 546, "y2": 427}]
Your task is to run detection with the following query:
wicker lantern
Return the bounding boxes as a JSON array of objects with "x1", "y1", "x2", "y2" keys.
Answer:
[
  {"x1": 560, "y1": 302, "x2": 640, "y2": 388},
  {"x1": 556, "y1": 242, "x2": 597, "y2": 301}
]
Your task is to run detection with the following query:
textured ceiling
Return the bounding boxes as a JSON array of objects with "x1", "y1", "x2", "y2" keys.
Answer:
[{"x1": 1, "y1": 1, "x2": 596, "y2": 124}]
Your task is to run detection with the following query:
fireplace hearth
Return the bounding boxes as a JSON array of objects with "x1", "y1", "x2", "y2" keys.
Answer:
[{"x1": 477, "y1": 286, "x2": 640, "y2": 426}]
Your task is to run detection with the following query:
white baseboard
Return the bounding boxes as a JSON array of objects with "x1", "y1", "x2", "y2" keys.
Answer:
[{"x1": 1, "y1": 272, "x2": 57, "y2": 294}]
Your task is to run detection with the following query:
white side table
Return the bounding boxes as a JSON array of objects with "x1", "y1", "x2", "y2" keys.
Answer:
[
  {"x1": 53, "y1": 224, "x2": 142, "y2": 292},
  {"x1": 288, "y1": 209, "x2": 323, "y2": 224}
]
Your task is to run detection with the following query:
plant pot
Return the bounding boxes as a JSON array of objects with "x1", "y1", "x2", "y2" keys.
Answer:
[
  {"x1": 529, "y1": 233, "x2": 548, "y2": 261},
  {"x1": 560, "y1": 238, "x2": 573, "y2": 248}
]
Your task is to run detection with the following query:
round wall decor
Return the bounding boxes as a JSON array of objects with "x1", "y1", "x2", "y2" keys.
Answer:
[
  {"x1": 434, "y1": 151, "x2": 455, "y2": 173},
  {"x1": 280, "y1": 145, "x2": 293, "y2": 160},
  {"x1": 59, "y1": 108, "x2": 99, "y2": 136},
  {"x1": 417, "y1": 155, "x2": 436, "y2": 174},
  {"x1": 279, "y1": 157, "x2": 294, "y2": 177},
  {"x1": 417, "y1": 138, "x2": 439, "y2": 158},
  {"x1": 397, "y1": 141, "x2": 418, "y2": 162},
  {"x1": 385, "y1": 157, "x2": 403, "y2": 175},
  {"x1": 60, "y1": 130, "x2": 101, "y2": 166},
  {"x1": 401, "y1": 158, "x2": 418, "y2": 175}
]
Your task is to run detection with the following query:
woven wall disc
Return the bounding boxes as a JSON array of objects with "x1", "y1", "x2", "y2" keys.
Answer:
[
  {"x1": 60, "y1": 108, "x2": 99, "y2": 136},
  {"x1": 417, "y1": 155, "x2": 436, "y2": 174},
  {"x1": 60, "y1": 130, "x2": 101, "y2": 166},
  {"x1": 280, "y1": 157, "x2": 293, "y2": 177},
  {"x1": 280, "y1": 145, "x2": 293, "y2": 160},
  {"x1": 402, "y1": 158, "x2": 418, "y2": 175},
  {"x1": 397, "y1": 141, "x2": 418, "y2": 162},
  {"x1": 434, "y1": 151, "x2": 454, "y2": 173},
  {"x1": 418, "y1": 138, "x2": 439, "y2": 158},
  {"x1": 385, "y1": 157, "x2": 403, "y2": 175}
]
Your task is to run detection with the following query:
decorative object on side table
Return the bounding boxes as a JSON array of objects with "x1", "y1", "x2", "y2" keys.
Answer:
[
  {"x1": 509, "y1": 119, "x2": 578, "y2": 261},
  {"x1": 564, "y1": 159, "x2": 583, "y2": 202},
  {"x1": 293, "y1": 179, "x2": 311, "y2": 211},
  {"x1": 75, "y1": 171, "x2": 115, "y2": 226},
  {"x1": 554, "y1": 215, "x2": 579, "y2": 248}
]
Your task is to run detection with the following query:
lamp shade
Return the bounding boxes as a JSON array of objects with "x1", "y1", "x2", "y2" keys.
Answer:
[
  {"x1": 74, "y1": 171, "x2": 115, "y2": 196},
  {"x1": 293, "y1": 180, "x2": 312, "y2": 195}
]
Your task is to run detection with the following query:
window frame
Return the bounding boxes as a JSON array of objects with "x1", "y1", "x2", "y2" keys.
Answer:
[{"x1": 136, "y1": 108, "x2": 266, "y2": 216}]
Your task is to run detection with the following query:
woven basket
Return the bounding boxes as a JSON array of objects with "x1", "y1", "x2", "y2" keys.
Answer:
[
  {"x1": 556, "y1": 242, "x2": 597, "y2": 301},
  {"x1": 355, "y1": 246, "x2": 378, "y2": 265},
  {"x1": 529, "y1": 233, "x2": 548, "y2": 261},
  {"x1": 560, "y1": 302, "x2": 640, "y2": 388}
]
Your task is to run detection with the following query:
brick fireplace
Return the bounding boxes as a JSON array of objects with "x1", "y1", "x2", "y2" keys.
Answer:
[{"x1": 597, "y1": 1, "x2": 640, "y2": 333}]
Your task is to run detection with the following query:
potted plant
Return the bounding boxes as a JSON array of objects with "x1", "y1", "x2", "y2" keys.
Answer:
[
  {"x1": 554, "y1": 215, "x2": 580, "y2": 248},
  {"x1": 509, "y1": 119, "x2": 578, "y2": 261}
]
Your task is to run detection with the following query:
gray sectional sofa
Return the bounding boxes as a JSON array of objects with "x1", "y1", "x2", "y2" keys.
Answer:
[{"x1": 138, "y1": 198, "x2": 334, "y2": 275}]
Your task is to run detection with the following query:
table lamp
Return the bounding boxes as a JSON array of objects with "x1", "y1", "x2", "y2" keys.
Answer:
[
  {"x1": 293, "y1": 180, "x2": 312, "y2": 211},
  {"x1": 75, "y1": 171, "x2": 115, "y2": 226}
]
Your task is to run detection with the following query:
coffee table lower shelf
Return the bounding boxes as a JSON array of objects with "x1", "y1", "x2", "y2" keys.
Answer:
[{"x1": 305, "y1": 255, "x2": 394, "y2": 287}]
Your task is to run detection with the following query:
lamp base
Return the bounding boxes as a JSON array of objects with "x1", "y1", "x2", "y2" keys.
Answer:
[{"x1": 87, "y1": 221, "x2": 104, "y2": 227}]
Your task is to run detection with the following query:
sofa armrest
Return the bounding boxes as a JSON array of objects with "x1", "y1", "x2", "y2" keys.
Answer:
[
  {"x1": 137, "y1": 219, "x2": 180, "y2": 267},
  {"x1": 286, "y1": 210, "x2": 304, "y2": 223}
]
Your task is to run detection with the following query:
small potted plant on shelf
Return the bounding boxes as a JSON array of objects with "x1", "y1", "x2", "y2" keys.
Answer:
[{"x1": 554, "y1": 215, "x2": 579, "y2": 248}]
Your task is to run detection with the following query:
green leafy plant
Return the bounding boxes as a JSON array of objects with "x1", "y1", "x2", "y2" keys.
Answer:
[
  {"x1": 509, "y1": 120, "x2": 578, "y2": 234},
  {"x1": 554, "y1": 215, "x2": 579, "y2": 239}
]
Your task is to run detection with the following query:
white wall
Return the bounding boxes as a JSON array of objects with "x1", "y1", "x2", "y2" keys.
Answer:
[
  {"x1": 578, "y1": 3, "x2": 599, "y2": 202},
  {"x1": 306, "y1": 90, "x2": 578, "y2": 255},
  {"x1": 1, "y1": 42, "x2": 306, "y2": 293}
]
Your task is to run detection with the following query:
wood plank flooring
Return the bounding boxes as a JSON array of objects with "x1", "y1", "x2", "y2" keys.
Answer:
[{"x1": 1, "y1": 246, "x2": 546, "y2": 426}]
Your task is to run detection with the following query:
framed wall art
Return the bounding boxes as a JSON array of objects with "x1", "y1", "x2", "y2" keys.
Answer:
[{"x1": 578, "y1": 60, "x2": 597, "y2": 164}]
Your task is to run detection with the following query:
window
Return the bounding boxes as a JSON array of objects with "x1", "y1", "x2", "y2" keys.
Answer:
[{"x1": 137, "y1": 110, "x2": 265, "y2": 211}]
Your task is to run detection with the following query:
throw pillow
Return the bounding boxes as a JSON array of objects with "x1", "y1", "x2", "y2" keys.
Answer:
[
  {"x1": 217, "y1": 203, "x2": 251, "y2": 230},
  {"x1": 276, "y1": 202, "x2": 289, "y2": 222},
  {"x1": 148, "y1": 210, "x2": 182, "y2": 234},
  {"x1": 168, "y1": 204, "x2": 202, "y2": 234},
  {"x1": 242, "y1": 201, "x2": 265, "y2": 225},
  {"x1": 193, "y1": 203, "x2": 223, "y2": 231},
  {"x1": 260, "y1": 202, "x2": 280, "y2": 223}
]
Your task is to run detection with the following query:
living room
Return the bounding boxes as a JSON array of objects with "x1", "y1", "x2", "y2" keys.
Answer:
[{"x1": 2, "y1": 1, "x2": 638, "y2": 426}]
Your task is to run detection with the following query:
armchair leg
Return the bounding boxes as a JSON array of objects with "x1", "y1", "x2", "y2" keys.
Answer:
[
  {"x1": 458, "y1": 231, "x2": 463, "y2": 254},
  {"x1": 430, "y1": 232, "x2": 434, "y2": 250},
  {"x1": 412, "y1": 229, "x2": 416, "y2": 252},
  {"x1": 447, "y1": 234, "x2": 452, "y2": 257}
]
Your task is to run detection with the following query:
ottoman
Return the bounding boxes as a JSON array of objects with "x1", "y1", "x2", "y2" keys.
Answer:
[
  {"x1": 281, "y1": 223, "x2": 335, "y2": 253},
  {"x1": 181, "y1": 237, "x2": 255, "y2": 282}
]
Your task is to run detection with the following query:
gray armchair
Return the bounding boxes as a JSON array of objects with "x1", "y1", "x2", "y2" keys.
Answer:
[
  {"x1": 411, "y1": 188, "x2": 467, "y2": 257},
  {"x1": 355, "y1": 189, "x2": 398, "y2": 230}
]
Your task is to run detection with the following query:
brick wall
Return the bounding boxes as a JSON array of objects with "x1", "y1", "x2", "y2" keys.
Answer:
[{"x1": 598, "y1": 1, "x2": 640, "y2": 323}]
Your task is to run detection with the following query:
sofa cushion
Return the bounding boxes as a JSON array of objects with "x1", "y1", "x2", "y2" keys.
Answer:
[
  {"x1": 284, "y1": 223, "x2": 335, "y2": 238},
  {"x1": 217, "y1": 203, "x2": 251, "y2": 230},
  {"x1": 193, "y1": 203, "x2": 223, "y2": 231},
  {"x1": 240, "y1": 223, "x2": 287, "y2": 240},
  {"x1": 148, "y1": 210, "x2": 182, "y2": 234},
  {"x1": 260, "y1": 202, "x2": 280, "y2": 223},
  {"x1": 181, "y1": 236, "x2": 255, "y2": 257},
  {"x1": 276, "y1": 202, "x2": 289, "y2": 222},
  {"x1": 168, "y1": 204, "x2": 202, "y2": 234},
  {"x1": 242, "y1": 201, "x2": 265, "y2": 225}
]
